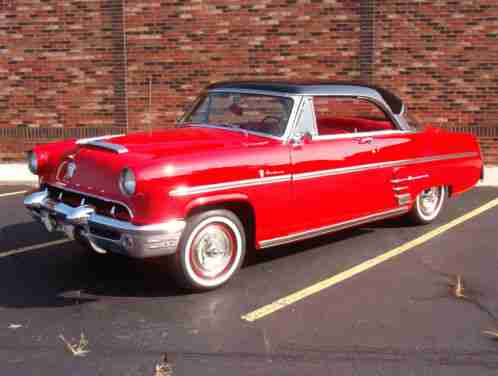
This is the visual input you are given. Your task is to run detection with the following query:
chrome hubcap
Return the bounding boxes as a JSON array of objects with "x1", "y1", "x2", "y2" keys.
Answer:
[
  {"x1": 191, "y1": 224, "x2": 234, "y2": 278},
  {"x1": 419, "y1": 187, "x2": 442, "y2": 216}
]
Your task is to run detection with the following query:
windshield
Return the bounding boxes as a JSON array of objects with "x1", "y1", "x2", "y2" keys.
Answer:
[{"x1": 181, "y1": 92, "x2": 294, "y2": 138}]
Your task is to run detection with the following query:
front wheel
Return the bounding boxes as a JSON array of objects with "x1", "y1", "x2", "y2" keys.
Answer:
[
  {"x1": 172, "y1": 209, "x2": 246, "y2": 291},
  {"x1": 407, "y1": 186, "x2": 447, "y2": 224}
]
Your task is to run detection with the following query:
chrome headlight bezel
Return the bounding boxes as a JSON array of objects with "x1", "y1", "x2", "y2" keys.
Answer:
[
  {"x1": 65, "y1": 161, "x2": 77, "y2": 180},
  {"x1": 27, "y1": 151, "x2": 38, "y2": 174},
  {"x1": 119, "y1": 168, "x2": 136, "y2": 196}
]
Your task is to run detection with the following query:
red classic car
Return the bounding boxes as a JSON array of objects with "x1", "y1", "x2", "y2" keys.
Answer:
[{"x1": 24, "y1": 82, "x2": 483, "y2": 290}]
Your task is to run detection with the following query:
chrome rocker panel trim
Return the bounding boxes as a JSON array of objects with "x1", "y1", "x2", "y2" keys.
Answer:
[
  {"x1": 170, "y1": 174, "x2": 292, "y2": 197},
  {"x1": 292, "y1": 153, "x2": 477, "y2": 182},
  {"x1": 24, "y1": 190, "x2": 185, "y2": 258},
  {"x1": 259, "y1": 206, "x2": 410, "y2": 249}
]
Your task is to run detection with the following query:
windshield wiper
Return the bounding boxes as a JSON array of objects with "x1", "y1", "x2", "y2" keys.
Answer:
[{"x1": 212, "y1": 123, "x2": 240, "y2": 129}]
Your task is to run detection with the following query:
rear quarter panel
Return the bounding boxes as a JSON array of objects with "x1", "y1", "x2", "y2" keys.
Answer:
[{"x1": 408, "y1": 128, "x2": 482, "y2": 197}]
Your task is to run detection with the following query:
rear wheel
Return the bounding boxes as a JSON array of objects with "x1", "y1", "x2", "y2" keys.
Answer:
[
  {"x1": 407, "y1": 186, "x2": 446, "y2": 224},
  {"x1": 172, "y1": 209, "x2": 246, "y2": 291}
]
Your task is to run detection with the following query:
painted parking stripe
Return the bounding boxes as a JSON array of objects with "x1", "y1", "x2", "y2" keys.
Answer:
[
  {"x1": 0, "y1": 239, "x2": 72, "y2": 258},
  {"x1": 0, "y1": 190, "x2": 27, "y2": 198},
  {"x1": 241, "y1": 197, "x2": 498, "y2": 322}
]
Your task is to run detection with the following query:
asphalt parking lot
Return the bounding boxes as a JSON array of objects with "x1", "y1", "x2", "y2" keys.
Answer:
[{"x1": 0, "y1": 185, "x2": 497, "y2": 375}]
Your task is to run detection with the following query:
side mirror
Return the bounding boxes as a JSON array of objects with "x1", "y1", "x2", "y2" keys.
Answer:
[{"x1": 289, "y1": 132, "x2": 312, "y2": 146}]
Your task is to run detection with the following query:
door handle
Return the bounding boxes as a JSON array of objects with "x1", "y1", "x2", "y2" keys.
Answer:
[{"x1": 357, "y1": 137, "x2": 373, "y2": 144}]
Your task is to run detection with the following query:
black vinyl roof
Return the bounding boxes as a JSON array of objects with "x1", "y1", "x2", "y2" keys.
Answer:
[{"x1": 207, "y1": 81, "x2": 404, "y2": 115}]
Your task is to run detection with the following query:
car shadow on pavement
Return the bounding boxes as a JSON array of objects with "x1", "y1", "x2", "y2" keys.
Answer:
[
  {"x1": 0, "y1": 222, "x2": 189, "y2": 309},
  {"x1": 0, "y1": 222, "x2": 373, "y2": 309}
]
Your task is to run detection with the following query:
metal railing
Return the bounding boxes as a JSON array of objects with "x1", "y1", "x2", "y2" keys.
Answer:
[
  {"x1": 437, "y1": 125, "x2": 498, "y2": 138},
  {"x1": 1, "y1": 125, "x2": 497, "y2": 140},
  {"x1": 0, "y1": 127, "x2": 127, "y2": 141},
  {"x1": 0, "y1": 124, "x2": 497, "y2": 151}
]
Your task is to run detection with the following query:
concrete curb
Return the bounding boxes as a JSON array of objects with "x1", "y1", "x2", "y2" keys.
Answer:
[
  {"x1": 0, "y1": 163, "x2": 38, "y2": 185},
  {"x1": 1, "y1": 163, "x2": 497, "y2": 187},
  {"x1": 478, "y1": 165, "x2": 498, "y2": 187}
]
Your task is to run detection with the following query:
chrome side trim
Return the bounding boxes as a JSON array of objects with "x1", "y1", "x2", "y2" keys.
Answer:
[
  {"x1": 167, "y1": 152, "x2": 477, "y2": 197},
  {"x1": 393, "y1": 186, "x2": 408, "y2": 191},
  {"x1": 80, "y1": 140, "x2": 128, "y2": 154},
  {"x1": 169, "y1": 174, "x2": 292, "y2": 197},
  {"x1": 259, "y1": 206, "x2": 410, "y2": 249},
  {"x1": 391, "y1": 174, "x2": 429, "y2": 184},
  {"x1": 311, "y1": 129, "x2": 414, "y2": 142},
  {"x1": 293, "y1": 152, "x2": 477, "y2": 182},
  {"x1": 49, "y1": 183, "x2": 134, "y2": 219},
  {"x1": 395, "y1": 193, "x2": 412, "y2": 206}
]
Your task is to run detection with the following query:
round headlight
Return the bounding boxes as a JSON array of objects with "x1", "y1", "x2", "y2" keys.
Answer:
[
  {"x1": 65, "y1": 161, "x2": 76, "y2": 180},
  {"x1": 27, "y1": 151, "x2": 38, "y2": 174},
  {"x1": 119, "y1": 168, "x2": 136, "y2": 196}
]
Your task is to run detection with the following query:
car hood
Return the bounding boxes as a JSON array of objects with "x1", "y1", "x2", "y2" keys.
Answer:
[
  {"x1": 50, "y1": 126, "x2": 276, "y2": 197},
  {"x1": 81, "y1": 125, "x2": 274, "y2": 159}
]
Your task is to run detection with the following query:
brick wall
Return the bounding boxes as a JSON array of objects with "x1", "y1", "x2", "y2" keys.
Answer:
[
  {"x1": 0, "y1": 0, "x2": 118, "y2": 129},
  {"x1": 124, "y1": 0, "x2": 361, "y2": 129},
  {"x1": 373, "y1": 0, "x2": 498, "y2": 129},
  {"x1": 479, "y1": 138, "x2": 498, "y2": 165},
  {"x1": 0, "y1": 0, "x2": 497, "y2": 163}
]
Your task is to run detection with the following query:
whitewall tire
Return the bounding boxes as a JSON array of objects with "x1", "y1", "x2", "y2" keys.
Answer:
[
  {"x1": 408, "y1": 186, "x2": 446, "y2": 224},
  {"x1": 172, "y1": 209, "x2": 246, "y2": 290}
]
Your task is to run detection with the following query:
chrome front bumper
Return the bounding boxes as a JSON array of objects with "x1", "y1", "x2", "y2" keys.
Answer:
[{"x1": 24, "y1": 189, "x2": 185, "y2": 258}]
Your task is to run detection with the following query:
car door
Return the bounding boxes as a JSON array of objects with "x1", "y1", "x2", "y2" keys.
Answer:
[{"x1": 289, "y1": 96, "x2": 400, "y2": 234}]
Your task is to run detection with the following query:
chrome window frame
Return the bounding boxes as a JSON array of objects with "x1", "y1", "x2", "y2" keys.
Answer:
[
  {"x1": 290, "y1": 94, "x2": 415, "y2": 143},
  {"x1": 180, "y1": 86, "x2": 415, "y2": 144},
  {"x1": 291, "y1": 96, "x2": 319, "y2": 137},
  {"x1": 181, "y1": 88, "x2": 302, "y2": 141}
]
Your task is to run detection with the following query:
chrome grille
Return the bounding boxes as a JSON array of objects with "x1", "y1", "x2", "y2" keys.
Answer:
[{"x1": 45, "y1": 185, "x2": 132, "y2": 222}]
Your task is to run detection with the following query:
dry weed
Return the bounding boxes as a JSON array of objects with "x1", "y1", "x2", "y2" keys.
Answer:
[
  {"x1": 59, "y1": 333, "x2": 90, "y2": 357},
  {"x1": 154, "y1": 353, "x2": 173, "y2": 376}
]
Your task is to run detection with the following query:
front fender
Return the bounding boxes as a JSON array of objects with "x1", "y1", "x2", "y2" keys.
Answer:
[{"x1": 184, "y1": 193, "x2": 251, "y2": 217}]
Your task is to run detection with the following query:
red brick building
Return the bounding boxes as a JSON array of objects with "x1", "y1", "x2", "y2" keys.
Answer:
[{"x1": 0, "y1": 0, "x2": 497, "y2": 163}]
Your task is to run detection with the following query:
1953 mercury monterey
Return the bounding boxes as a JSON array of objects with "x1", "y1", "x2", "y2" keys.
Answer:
[{"x1": 24, "y1": 81, "x2": 483, "y2": 290}]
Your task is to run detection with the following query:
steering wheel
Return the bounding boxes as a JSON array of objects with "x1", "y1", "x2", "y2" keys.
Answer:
[{"x1": 261, "y1": 116, "x2": 283, "y2": 135}]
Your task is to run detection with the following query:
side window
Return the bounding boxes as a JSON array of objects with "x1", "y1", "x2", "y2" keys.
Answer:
[
  {"x1": 313, "y1": 97, "x2": 396, "y2": 136},
  {"x1": 294, "y1": 97, "x2": 317, "y2": 136}
]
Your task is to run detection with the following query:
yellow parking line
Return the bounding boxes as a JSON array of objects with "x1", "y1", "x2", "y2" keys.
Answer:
[
  {"x1": 0, "y1": 239, "x2": 72, "y2": 258},
  {"x1": 241, "y1": 197, "x2": 498, "y2": 322},
  {"x1": 0, "y1": 190, "x2": 27, "y2": 198}
]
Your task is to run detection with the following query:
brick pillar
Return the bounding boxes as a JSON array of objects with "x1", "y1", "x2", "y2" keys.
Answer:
[
  {"x1": 359, "y1": 0, "x2": 375, "y2": 83},
  {"x1": 103, "y1": 0, "x2": 128, "y2": 129}
]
